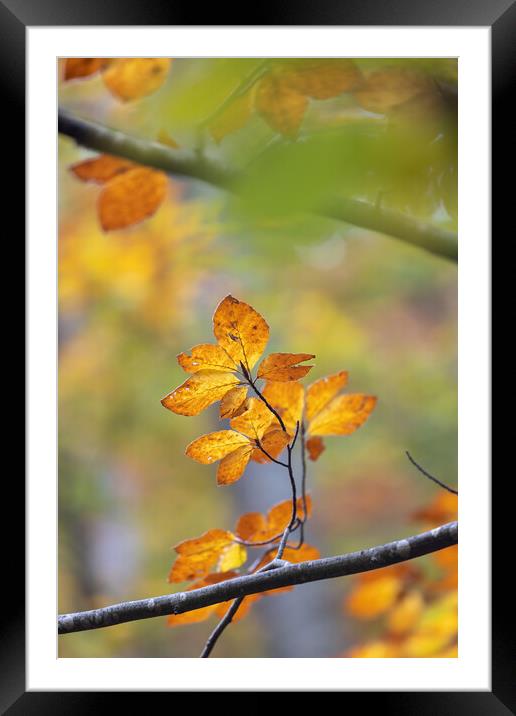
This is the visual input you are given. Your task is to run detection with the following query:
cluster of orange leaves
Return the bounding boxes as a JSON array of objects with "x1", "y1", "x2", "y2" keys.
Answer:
[
  {"x1": 161, "y1": 295, "x2": 376, "y2": 485},
  {"x1": 211, "y1": 60, "x2": 444, "y2": 141},
  {"x1": 162, "y1": 295, "x2": 376, "y2": 628},
  {"x1": 344, "y1": 491, "x2": 458, "y2": 657},
  {"x1": 166, "y1": 496, "x2": 319, "y2": 627}
]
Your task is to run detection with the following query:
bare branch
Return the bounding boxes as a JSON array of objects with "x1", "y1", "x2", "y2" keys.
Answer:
[
  {"x1": 58, "y1": 108, "x2": 457, "y2": 262},
  {"x1": 406, "y1": 451, "x2": 458, "y2": 495},
  {"x1": 58, "y1": 521, "x2": 457, "y2": 635}
]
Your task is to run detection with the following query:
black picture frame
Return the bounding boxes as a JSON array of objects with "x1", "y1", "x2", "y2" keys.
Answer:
[{"x1": 7, "y1": 0, "x2": 504, "y2": 709}]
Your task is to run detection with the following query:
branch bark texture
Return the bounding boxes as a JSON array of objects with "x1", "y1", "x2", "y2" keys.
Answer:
[
  {"x1": 58, "y1": 108, "x2": 458, "y2": 262},
  {"x1": 58, "y1": 520, "x2": 457, "y2": 635}
]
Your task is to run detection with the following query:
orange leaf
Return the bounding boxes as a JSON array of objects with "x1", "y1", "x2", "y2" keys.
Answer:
[
  {"x1": 306, "y1": 435, "x2": 325, "y2": 461},
  {"x1": 63, "y1": 58, "x2": 110, "y2": 80},
  {"x1": 70, "y1": 154, "x2": 135, "y2": 184},
  {"x1": 308, "y1": 393, "x2": 377, "y2": 436},
  {"x1": 257, "y1": 353, "x2": 315, "y2": 382},
  {"x1": 346, "y1": 573, "x2": 403, "y2": 620},
  {"x1": 255, "y1": 70, "x2": 308, "y2": 138},
  {"x1": 102, "y1": 58, "x2": 172, "y2": 101},
  {"x1": 412, "y1": 492, "x2": 458, "y2": 526},
  {"x1": 213, "y1": 295, "x2": 269, "y2": 373},
  {"x1": 235, "y1": 496, "x2": 312, "y2": 543},
  {"x1": 305, "y1": 371, "x2": 348, "y2": 423},
  {"x1": 210, "y1": 91, "x2": 254, "y2": 143},
  {"x1": 279, "y1": 59, "x2": 362, "y2": 99},
  {"x1": 217, "y1": 444, "x2": 253, "y2": 486},
  {"x1": 387, "y1": 590, "x2": 425, "y2": 636},
  {"x1": 185, "y1": 430, "x2": 250, "y2": 464},
  {"x1": 252, "y1": 428, "x2": 290, "y2": 464},
  {"x1": 219, "y1": 386, "x2": 248, "y2": 419},
  {"x1": 161, "y1": 370, "x2": 240, "y2": 416},
  {"x1": 98, "y1": 167, "x2": 168, "y2": 231},
  {"x1": 177, "y1": 344, "x2": 237, "y2": 373},
  {"x1": 354, "y1": 69, "x2": 434, "y2": 115},
  {"x1": 234, "y1": 512, "x2": 268, "y2": 541},
  {"x1": 168, "y1": 529, "x2": 234, "y2": 582},
  {"x1": 261, "y1": 381, "x2": 304, "y2": 432},
  {"x1": 230, "y1": 397, "x2": 274, "y2": 440}
]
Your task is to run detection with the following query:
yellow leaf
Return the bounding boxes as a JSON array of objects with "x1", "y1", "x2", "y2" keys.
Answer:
[
  {"x1": 255, "y1": 70, "x2": 308, "y2": 138},
  {"x1": 257, "y1": 352, "x2": 315, "y2": 382},
  {"x1": 209, "y1": 90, "x2": 254, "y2": 143},
  {"x1": 157, "y1": 129, "x2": 180, "y2": 148},
  {"x1": 161, "y1": 370, "x2": 240, "y2": 416},
  {"x1": 219, "y1": 386, "x2": 248, "y2": 419},
  {"x1": 102, "y1": 58, "x2": 172, "y2": 101},
  {"x1": 279, "y1": 59, "x2": 362, "y2": 99},
  {"x1": 168, "y1": 529, "x2": 234, "y2": 582},
  {"x1": 212, "y1": 295, "x2": 270, "y2": 373},
  {"x1": 218, "y1": 542, "x2": 247, "y2": 572},
  {"x1": 217, "y1": 444, "x2": 253, "y2": 486},
  {"x1": 346, "y1": 574, "x2": 402, "y2": 619},
  {"x1": 70, "y1": 154, "x2": 135, "y2": 184},
  {"x1": 261, "y1": 381, "x2": 304, "y2": 432},
  {"x1": 230, "y1": 397, "x2": 274, "y2": 440},
  {"x1": 305, "y1": 371, "x2": 348, "y2": 422},
  {"x1": 354, "y1": 69, "x2": 434, "y2": 115},
  {"x1": 64, "y1": 58, "x2": 110, "y2": 81},
  {"x1": 252, "y1": 428, "x2": 290, "y2": 464},
  {"x1": 177, "y1": 343, "x2": 237, "y2": 373},
  {"x1": 387, "y1": 590, "x2": 425, "y2": 636},
  {"x1": 98, "y1": 167, "x2": 168, "y2": 231},
  {"x1": 185, "y1": 430, "x2": 250, "y2": 464},
  {"x1": 308, "y1": 393, "x2": 377, "y2": 436}
]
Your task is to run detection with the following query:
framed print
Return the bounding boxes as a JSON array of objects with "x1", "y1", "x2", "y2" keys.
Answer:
[{"x1": 7, "y1": 0, "x2": 505, "y2": 708}]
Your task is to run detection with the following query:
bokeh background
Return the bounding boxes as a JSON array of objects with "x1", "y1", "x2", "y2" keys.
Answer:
[{"x1": 58, "y1": 58, "x2": 457, "y2": 657}]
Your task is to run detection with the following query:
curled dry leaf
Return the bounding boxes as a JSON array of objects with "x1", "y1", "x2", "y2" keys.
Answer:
[{"x1": 257, "y1": 353, "x2": 315, "y2": 382}]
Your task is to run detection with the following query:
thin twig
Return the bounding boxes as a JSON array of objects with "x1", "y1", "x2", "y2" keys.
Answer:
[{"x1": 406, "y1": 451, "x2": 458, "y2": 495}]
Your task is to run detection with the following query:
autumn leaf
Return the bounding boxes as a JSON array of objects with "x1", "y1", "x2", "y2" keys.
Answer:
[
  {"x1": 168, "y1": 529, "x2": 245, "y2": 583},
  {"x1": 354, "y1": 69, "x2": 434, "y2": 115},
  {"x1": 255, "y1": 70, "x2": 308, "y2": 138},
  {"x1": 235, "y1": 496, "x2": 312, "y2": 543},
  {"x1": 161, "y1": 371, "x2": 241, "y2": 417},
  {"x1": 209, "y1": 91, "x2": 254, "y2": 144},
  {"x1": 261, "y1": 380, "x2": 304, "y2": 432},
  {"x1": 63, "y1": 58, "x2": 110, "y2": 81},
  {"x1": 278, "y1": 59, "x2": 362, "y2": 100},
  {"x1": 71, "y1": 154, "x2": 136, "y2": 184},
  {"x1": 257, "y1": 353, "x2": 315, "y2": 382},
  {"x1": 305, "y1": 372, "x2": 376, "y2": 455},
  {"x1": 162, "y1": 295, "x2": 313, "y2": 419},
  {"x1": 185, "y1": 398, "x2": 285, "y2": 485},
  {"x1": 98, "y1": 167, "x2": 168, "y2": 231},
  {"x1": 387, "y1": 590, "x2": 425, "y2": 636},
  {"x1": 102, "y1": 58, "x2": 172, "y2": 101},
  {"x1": 306, "y1": 435, "x2": 325, "y2": 461},
  {"x1": 71, "y1": 155, "x2": 168, "y2": 231},
  {"x1": 157, "y1": 130, "x2": 180, "y2": 148}
]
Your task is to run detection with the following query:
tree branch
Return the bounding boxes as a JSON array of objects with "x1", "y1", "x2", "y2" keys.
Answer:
[
  {"x1": 58, "y1": 520, "x2": 457, "y2": 635},
  {"x1": 58, "y1": 108, "x2": 458, "y2": 262}
]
